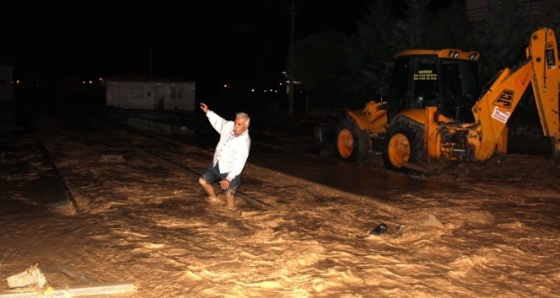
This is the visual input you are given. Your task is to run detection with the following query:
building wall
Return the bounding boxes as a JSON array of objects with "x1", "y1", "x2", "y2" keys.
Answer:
[{"x1": 106, "y1": 81, "x2": 196, "y2": 111}]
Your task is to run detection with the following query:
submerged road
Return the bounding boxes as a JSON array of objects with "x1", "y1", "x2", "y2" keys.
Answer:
[
  {"x1": 1, "y1": 106, "x2": 461, "y2": 211},
  {"x1": 107, "y1": 107, "x2": 464, "y2": 202},
  {"x1": 165, "y1": 112, "x2": 461, "y2": 201},
  {"x1": 247, "y1": 144, "x2": 453, "y2": 197}
]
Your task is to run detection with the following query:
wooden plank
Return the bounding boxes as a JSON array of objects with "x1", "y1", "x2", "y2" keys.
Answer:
[{"x1": 0, "y1": 282, "x2": 137, "y2": 297}]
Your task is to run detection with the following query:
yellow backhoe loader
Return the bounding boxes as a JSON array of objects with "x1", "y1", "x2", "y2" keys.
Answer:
[{"x1": 324, "y1": 27, "x2": 560, "y2": 172}]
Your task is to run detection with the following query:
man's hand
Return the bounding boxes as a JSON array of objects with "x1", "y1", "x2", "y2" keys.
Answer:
[
  {"x1": 220, "y1": 179, "x2": 231, "y2": 190},
  {"x1": 200, "y1": 103, "x2": 209, "y2": 113}
]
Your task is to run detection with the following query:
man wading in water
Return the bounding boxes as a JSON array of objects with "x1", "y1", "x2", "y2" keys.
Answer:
[{"x1": 198, "y1": 103, "x2": 251, "y2": 211}]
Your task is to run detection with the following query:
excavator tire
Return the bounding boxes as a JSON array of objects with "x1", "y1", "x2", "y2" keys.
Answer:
[
  {"x1": 381, "y1": 120, "x2": 425, "y2": 172},
  {"x1": 334, "y1": 117, "x2": 370, "y2": 162}
]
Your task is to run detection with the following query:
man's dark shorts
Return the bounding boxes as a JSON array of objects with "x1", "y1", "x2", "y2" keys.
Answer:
[{"x1": 200, "y1": 162, "x2": 240, "y2": 195}]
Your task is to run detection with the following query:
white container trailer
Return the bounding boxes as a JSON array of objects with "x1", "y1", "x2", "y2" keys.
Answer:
[{"x1": 106, "y1": 80, "x2": 196, "y2": 111}]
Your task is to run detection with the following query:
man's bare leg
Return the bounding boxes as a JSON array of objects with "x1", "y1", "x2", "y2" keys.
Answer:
[
  {"x1": 199, "y1": 178, "x2": 216, "y2": 198},
  {"x1": 225, "y1": 192, "x2": 236, "y2": 209}
]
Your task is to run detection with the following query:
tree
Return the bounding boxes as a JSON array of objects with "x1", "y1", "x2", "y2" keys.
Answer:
[
  {"x1": 470, "y1": 0, "x2": 529, "y2": 83},
  {"x1": 346, "y1": 1, "x2": 396, "y2": 102},
  {"x1": 286, "y1": 31, "x2": 357, "y2": 109},
  {"x1": 392, "y1": 0, "x2": 433, "y2": 50},
  {"x1": 549, "y1": 4, "x2": 560, "y2": 40},
  {"x1": 429, "y1": 0, "x2": 473, "y2": 49}
]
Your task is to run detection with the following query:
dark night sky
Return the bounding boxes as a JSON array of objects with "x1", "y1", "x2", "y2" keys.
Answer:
[
  {"x1": 1, "y1": 1, "x2": 451, "y2": 83},
  {"x1": 1, "y1": 1, "x2": 371, "y2": 81}
]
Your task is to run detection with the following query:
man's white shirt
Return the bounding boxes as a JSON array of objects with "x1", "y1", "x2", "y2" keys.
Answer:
[{"x1": 206, "y1": 110, "x2": 251, "y2": 181}]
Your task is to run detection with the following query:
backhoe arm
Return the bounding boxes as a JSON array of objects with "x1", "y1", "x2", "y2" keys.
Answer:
[
  {"x1": 472, "y1": 28, "x2": 560, "y2": 161},
  {"x1": 529, "y1": 28, "x2": 560, "y2": 160}
]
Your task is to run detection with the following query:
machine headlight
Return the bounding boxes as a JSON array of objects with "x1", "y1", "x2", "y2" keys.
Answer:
[{"x1": 469, "y1": 52, "x2": 480, "y2": 61}]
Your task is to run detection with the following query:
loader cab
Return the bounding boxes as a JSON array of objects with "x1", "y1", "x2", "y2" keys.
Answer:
[{"x1": 385, "y1": 49, "x2": 481, "y2": 123}]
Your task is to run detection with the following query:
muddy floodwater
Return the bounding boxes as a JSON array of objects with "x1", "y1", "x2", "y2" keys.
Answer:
[{"x1": 1, "y1": 107, "x2": 559, "y2": 297}]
